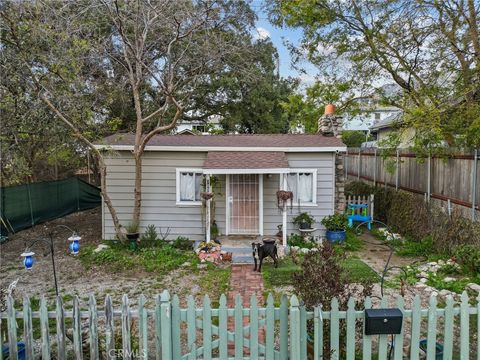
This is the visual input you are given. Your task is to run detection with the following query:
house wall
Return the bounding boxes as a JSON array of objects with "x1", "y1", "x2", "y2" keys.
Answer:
[
  {"x1": 102, "y1": 151, "x2": 335, "y2": 240},
  {"x1": 263, "y1": 153, "x2": 335, "y2": 236}
]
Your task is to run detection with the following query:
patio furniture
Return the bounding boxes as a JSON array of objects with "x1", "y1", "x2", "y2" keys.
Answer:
[{"x1": 347, "y1": 195, "x2": 374, "y2": 230}]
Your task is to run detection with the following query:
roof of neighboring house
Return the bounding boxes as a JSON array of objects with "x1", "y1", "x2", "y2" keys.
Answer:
[
  {"x1": 176, "y1": 129, "x2": 196, "y2": 135},
  {"x1": 96, "y1": 133, "x2": 346, "y2": 151},
  {"x1": 369, "y1": 112, "x2": 403, "y2": 131},
  {"x1": 204, "y1": 151, "x2": 289, "y2": 169}
]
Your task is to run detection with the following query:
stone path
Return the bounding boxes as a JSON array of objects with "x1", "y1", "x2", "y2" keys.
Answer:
[{"x1": 227, "y1": 264, "x2": 265, "y2": 355}]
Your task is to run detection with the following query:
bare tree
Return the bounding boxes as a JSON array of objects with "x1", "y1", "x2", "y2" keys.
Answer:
[{"x1": 1, "y1": 0, "x2": 255, "y2": 236}]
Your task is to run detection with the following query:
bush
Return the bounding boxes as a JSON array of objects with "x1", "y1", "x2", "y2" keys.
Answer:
[
  {"x1": 287, "y1": 233, "x2": 316, "y2": 249},
  {"x1": 172, "y1": 236, "x2": 193, "y2": 250},
  {"x1": 320, "y1": 213, "x2": 348, "y2": 231},
  {"x1": 293, "y1": 243, "x2": 373, "y2": 359},
  {"x1": 455, "y1": 245, "x2": 480, "y2": 275},
  {"x1": 395, "y1": 236, "x2": 433, "y2": 257}
]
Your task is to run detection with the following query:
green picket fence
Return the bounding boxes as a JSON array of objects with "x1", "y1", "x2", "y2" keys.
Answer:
[{"x1": 1, "y1": 291, "x2": 479, "y2": 359}]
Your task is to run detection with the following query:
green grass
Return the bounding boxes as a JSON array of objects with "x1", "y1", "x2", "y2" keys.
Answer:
[
  {"x1": 341, "y1": 256, "x2": 380, "y2": 283},
  {"x1": 262, "y1": 254, "x2": 379, "y2": 293},
  {"x1": 198, "y1": 266, "x2": 232, "y2": 307},
  {"x1": 79, "y1": 242, "x2": 198, "y2": 275}
]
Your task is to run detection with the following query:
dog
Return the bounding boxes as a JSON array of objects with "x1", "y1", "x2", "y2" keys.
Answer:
[{"x1": 252, "y1": 240, "x2": 278, "y2": 272}]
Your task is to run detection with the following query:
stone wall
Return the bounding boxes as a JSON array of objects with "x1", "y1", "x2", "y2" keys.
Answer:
[{"x1": 318, "y1": 112, "x2": 346, "y2": 213}]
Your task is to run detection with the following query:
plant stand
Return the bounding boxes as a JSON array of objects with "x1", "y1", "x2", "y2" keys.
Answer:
[{"x1": 299, "y1": 228, "x2": 317, "y2": 242}]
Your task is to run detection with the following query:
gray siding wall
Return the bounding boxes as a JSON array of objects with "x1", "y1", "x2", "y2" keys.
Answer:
[
  {"x1": 263, "y1": 152, "x2": 335, "y2": 236},
  {"x1": 103, "y1": 151, "x2": 335, "y2": 240}
]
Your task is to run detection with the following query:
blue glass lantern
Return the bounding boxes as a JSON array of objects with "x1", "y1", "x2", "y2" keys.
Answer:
[
  {"x1": 21, "y1": 251, "x2": 35, "y2": 270},
  {"x1": 68, "y1": 235, "x2": 81, "y2": 255}
]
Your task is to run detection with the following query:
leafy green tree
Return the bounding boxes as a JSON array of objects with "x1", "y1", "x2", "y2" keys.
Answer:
[
  {"x1": 342, "y1": 130, "x2": 371, "y2": 148},
  {"x1": 268, "y1": 0, "x2": 480, "y2": 148},
  {"x1": 1, "y1": 0, "x2": 257, "y2": 237}
]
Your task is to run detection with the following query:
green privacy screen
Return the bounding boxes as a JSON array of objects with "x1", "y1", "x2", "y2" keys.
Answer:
[{"x1": 0, "y1": 177, "x2": 100, "y2": 235}]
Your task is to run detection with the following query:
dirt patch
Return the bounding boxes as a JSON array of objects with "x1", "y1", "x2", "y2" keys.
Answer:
[{"x1": 0, "y1": 208, "x2": 230, "y2": 307}]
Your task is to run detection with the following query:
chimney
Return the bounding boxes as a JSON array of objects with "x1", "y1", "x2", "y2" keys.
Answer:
[
  {"x1": 318, "y1": 104, "x2": 346, "y2": 214},
  {"x1": 318, "y1": 103, "x2": 343, "y2": 138}
]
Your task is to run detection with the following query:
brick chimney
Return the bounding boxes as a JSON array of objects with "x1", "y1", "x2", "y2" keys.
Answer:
[{"x1": 318, "y1": 104, "x2": 346, "y2": 213}]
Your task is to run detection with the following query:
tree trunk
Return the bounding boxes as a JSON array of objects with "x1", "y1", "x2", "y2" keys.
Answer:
[{"x1": 132, "y1": 153, "x2": 142, "y2": 228}]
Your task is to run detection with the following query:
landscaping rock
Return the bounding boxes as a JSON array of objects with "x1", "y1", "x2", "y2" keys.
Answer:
[
  {"x1": 181, "y1": 262, "x2": 191, "y2": 267},
  {"x1": 467, "y1": 283, "x2": 480, "y2": 292},
  {"x1": 419, "y1": 278, "x2": 428, "y2": 284},
  {"x1": 300, "y1": 248, "x2": 310, "y2": 254},
  {"x1": 197, "y1": 264, "x2": 208, "y2": 270},
  {"x1": 443, "y1": 277, "x2": 455, "y2": 283},
  {"x1": 439, "y1": 289, "x2": 451, "y2": 297},
  {"x1": 93, "y1": 244, "x2": 109, "y2": 253},
  {"x1": 418, "y1": 271, "x2": 429, "y2": 278}
]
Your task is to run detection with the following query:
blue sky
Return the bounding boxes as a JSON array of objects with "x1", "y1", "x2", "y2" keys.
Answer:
[{"x1": 251, "y1": 1, "x2": 317, "y2": 86}]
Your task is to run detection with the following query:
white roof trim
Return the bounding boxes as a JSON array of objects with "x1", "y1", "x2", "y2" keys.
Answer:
[
  {"x1": 95, "y1": 145, "x2": 347, "y2": 153},
  {"x1": 203, "y1": 168, "x2": 290, "y2": 175}
]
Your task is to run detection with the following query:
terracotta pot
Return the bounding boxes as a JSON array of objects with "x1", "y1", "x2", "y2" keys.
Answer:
[{"x1": 325, "y1": 103, "x2": 336, "y2": 115}]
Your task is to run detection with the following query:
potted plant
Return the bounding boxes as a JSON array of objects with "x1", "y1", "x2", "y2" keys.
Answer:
[
  {"x1": 292, "y1": 212, "x2": 315, "y2": 230},
  {"x1": 321, "y1": 214, "x2": 348, "y2": 243},
  {"x1": 124, "y1": 223, "x2": 139, "y2": 251}
]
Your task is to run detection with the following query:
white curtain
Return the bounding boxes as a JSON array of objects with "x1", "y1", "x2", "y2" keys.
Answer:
[
  {"x1": 180, "y1": 173, "x2": 195, "y2": 201},
  {"x1": 195, "y1": 174, "x2": 202, "y2": 201},
  {"x1": 286, "y1": 173, "x2": 297, "y2": 197},
  {"x1": 298, "y1": 173, "x2": 313, "y2": 202}
]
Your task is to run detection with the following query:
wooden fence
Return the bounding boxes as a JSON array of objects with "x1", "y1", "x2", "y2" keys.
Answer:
[
  {"x1": 344, "y1": 148, "x2": 480, "y2": 221},
  {"x1": 1, "y1": 291, "x2": 479, "y2": 359}
]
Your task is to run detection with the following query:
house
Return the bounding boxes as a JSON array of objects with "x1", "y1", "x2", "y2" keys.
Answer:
[
  {"x1": 175, "y1": 115, "x2": 222, "y2": 135},
  {"x1": 366, "y1": 111, "x2": 414, "y2": 148},
  {"x1": 95, "y1": 131, "x2": 346, "y2": 247}
]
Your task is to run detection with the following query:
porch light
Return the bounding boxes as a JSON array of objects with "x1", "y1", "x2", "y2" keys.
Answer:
[
  {"x1": 68, "y1": 235, "x2": 81, "y2": 255},
  {"x1": 21, "y1": 251, "x2": 35, "y2": 270}
]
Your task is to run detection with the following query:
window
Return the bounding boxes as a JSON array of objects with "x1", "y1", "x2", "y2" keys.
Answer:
[
  {"x1": 374, "y1": 113, "x2": 381, "y2": 121},
  {"x1": 281, "y1": 170, "x2": 317, "y2": 205},
  {"x1": 193, "y1": 125, "x2": 206, "y2": 133},
  {"x1": 176, "y1": 169, "x2": 203, "y2": 205}
]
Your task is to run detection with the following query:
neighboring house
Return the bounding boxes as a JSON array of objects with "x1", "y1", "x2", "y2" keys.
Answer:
[
  {"x1": 343, "y1": 105, "x2": 402, "y2": 132},
  {"x1": 95, "y1": 134, "x2": 346, "y2": 246},
  {"x1": 366, "y1": 111, "x2": 414, "y2": 148},
  {"x1": 175, "y1": 115, "x2": 222, "y2": 135}
]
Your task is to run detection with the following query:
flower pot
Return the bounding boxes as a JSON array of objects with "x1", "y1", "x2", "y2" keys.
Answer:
[
  {"x1": 126, "y1": 233, "x2": 139, "y2": 251},
  {"x1": 299, "y1": 222, "x2": 311, "y2": 230},
  {"x1": 326, "y1": 230, "x2": 346, "y2": 243}
]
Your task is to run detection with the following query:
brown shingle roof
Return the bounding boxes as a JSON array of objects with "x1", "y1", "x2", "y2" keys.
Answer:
[
  {"x1": 204, "y1": 151, "x2": 289, "y2": 169},
  {"x1": 98, "y1": 133, "x2": 345, "y2": 148}
]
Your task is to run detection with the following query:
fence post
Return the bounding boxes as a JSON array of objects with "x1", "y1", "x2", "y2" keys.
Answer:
[
  {"x1": 472, "y1": 149, "x2": 478, "y2": 221},
  {"x1": 395, "y1": 149, "x2": 400, "y2": 190},
  {"x1": 289, "y1": 295, "x2": 301, "y2": 360},
  {"x1": 357, "y1": 148, "x2": 361, "y2": 180},
  {"x1": 105, "y1": 295, "x2": 115, "y2": 360},
  {"x1": 160, "y1": 290, "x2": 172, "y2": 360},
  {"x1": 345, "y1": 151, "x2": 348, "y2": 179},
  {"x1": 373, "y1": 148, "x2": 377, "y2": 186},
  {"x1": 427, "y1": 153, "x2": 431, "y2": 202},
  {"x1": 7, "y1": 296, "x2": 17, "y2": 360}
]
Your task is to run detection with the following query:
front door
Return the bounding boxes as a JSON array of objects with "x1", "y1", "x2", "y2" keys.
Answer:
[{"x1": 228, "y1": 174, "x2": 260, "y2": 234}]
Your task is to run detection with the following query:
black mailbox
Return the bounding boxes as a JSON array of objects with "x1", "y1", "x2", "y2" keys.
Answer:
[{"x1": 364, "y1": 308, "x2": 403, "y2": 335}]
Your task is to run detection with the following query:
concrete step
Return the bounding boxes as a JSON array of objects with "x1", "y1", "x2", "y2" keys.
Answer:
[
  {"x1": 232, "y1": 255, "x2": 254, "y2": 264},
  {"x1": 221, "y1": 246, "x2": 252, "y2": 255}
]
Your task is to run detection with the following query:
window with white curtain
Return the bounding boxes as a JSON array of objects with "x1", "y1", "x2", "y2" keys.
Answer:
[
  {"x1": 176, "y1": 169, "x2": 203, "y2": 205},
  {"x1": 282, "y1": 170, "x2": 317, "y2": 205}
]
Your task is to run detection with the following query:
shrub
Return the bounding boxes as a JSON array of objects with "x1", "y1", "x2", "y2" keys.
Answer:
[
  {"x1": 293, "y1": 243, "x2": 373, "y2": 359},
  {"x1": 172, "y1": 236, "x2": 193, "y2": 251},
  {"x1": 321, "y1": 213, "x2": 348, "y2": 231},
  {"x1": 292, "y1": 212, "x2": 315, "y2": 227},
  {"x1": 287, "y1": 233, "x2": 316, "y2": 249},
  {"x1": 395, "y1": 236, "x2": 433, "y2": 257},
  {"x1": 387, "y1": 191, "x2": 430, "y2": 241},
  {"x1": 141, "y1": 224, "x2": 159, "y2": 242},
  {"x1": 455, "y1": 245, "x2": 480, "y2": 275}
]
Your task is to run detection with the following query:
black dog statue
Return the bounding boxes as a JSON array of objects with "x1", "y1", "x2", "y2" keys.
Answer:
[{"x1": 252, "y1": 240, "x2": 278, "y2": 272}]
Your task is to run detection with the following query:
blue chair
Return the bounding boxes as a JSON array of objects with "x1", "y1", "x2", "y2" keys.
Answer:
[{"x1": 347, "y1": 195, "x2": 373, "y2": 230}]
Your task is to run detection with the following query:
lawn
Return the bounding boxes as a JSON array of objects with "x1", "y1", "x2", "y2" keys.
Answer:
[{"x1": 261, "y1": 252, "x2": 379, "y2": 297}]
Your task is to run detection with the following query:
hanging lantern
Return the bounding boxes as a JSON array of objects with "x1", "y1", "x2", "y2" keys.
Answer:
[
  {"x1": 68, "y1": 235, "x2": 81, "y2": 255},
  {"x1": 21, "y1": 251, "x2": 35, "y2": 270}
]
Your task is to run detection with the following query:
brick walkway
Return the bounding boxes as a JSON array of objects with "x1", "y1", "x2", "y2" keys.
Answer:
[{"x1": 227, "y1": 264, "x2": 265, "y2": 355}]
